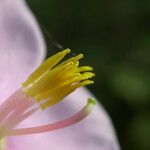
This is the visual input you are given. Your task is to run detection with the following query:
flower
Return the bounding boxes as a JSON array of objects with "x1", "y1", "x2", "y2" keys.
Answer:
[
  {"x1": 0, "y1": 48, "x2": 95, "y2": 139},
  {"x1": 0, "y1": 0, "x2": 120, "y2": 150}
]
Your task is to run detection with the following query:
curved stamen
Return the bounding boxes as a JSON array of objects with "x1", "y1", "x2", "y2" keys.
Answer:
[{"x1": 6, "y1": 98, "x2": 95, "y2": 136}]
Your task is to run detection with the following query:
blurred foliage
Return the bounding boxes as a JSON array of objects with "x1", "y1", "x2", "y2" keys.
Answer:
[{"x1": 27, "y1": 0, "x2": 150, "y2": 149}]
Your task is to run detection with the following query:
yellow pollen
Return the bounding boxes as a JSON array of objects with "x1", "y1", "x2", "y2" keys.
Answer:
[{"x1": 22, "y1": 49, "x2": 95, "y2": 109}]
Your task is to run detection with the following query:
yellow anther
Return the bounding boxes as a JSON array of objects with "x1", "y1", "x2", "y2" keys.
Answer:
[
  {"x1": 79, "y1": 80, "x2": 94, "y2": 86},
  {"x1": 78, "y1": 66, "x2": 93, "y2": 72},
  {"x1": 22, "y1": 49, "x2": 71, "y2": 86},
  {"x1": 22, "y1": 49, "x2": 95, "y2": 109},
  {"x1": 41, "y1": 80, "x2": 94, "y2": 109},
  {"x1": 81, "y1": 72, "x2": 95, "y2": 79},
  {"x1": 58, "y1": 54, "x2": 83, "y2": 67},
  {"x1": 24, "y1": 61, "x2": 74, "y2": 97}
]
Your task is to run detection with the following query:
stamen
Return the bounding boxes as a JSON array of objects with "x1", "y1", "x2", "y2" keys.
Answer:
[
  {"x1": 22, "y1": 49, "x2": 71, "y2": 87},
  {"x1": 0, "y1": 89, "x2": 23, "y2": 122},
  {"x1": 22, "y1": 49, "x2": 95, "y2": 109},
  {"x1": 6, "y1": 108, "x2": 38, "y2": 129},
  {"x1": 6, "y1": 98, "x2": 96, "y2": 136},
  {"x1": 77, "y1": 66, "x2": 93, "y2": 72},
  {"x1": 41, "y1": 80, "x2": 94, "y2": 109},
  {"x1": 0, "y1": 49, "x2": 95, "y2": 139},
  {"x1": 0, "y1": 88, "x2": 38, "y2": 136},
  {"x1": 3, "y1": 100, "x2": 37, "y2": 128}
]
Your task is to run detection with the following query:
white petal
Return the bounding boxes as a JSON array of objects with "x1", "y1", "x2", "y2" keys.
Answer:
[{"x1": 0, "y1": 0, "x2": 46, "y2": 104}]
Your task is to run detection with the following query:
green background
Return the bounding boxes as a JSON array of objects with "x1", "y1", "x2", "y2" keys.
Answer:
[{"x1": 27, "y1": 0, "x2": 150, "y2": 149}]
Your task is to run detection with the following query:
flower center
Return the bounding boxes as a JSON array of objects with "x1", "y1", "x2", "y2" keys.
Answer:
[{"x1": 22, "y1": 49, "x2": 95, "y2": 109}]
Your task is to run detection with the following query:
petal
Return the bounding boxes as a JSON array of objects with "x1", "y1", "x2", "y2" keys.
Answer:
[
  {"x1": 6, "y1": 88, "x2": 120, "y2": 150},
  {"x1": 0, "y1": 0, "x2": 46, "y2": 104}
]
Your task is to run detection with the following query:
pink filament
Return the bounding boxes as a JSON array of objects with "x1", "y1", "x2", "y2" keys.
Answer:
[
  {"x1": 0, "y1": 88, "x2": 37, "y2": 129},
  {"x1": 7, "y1": 103, "x2": 92, "y2": 136},
  {"x1": 7, "y1": 108, "x2": 38, "y2": 128},
  {"x1": 0, "y1": 89, "x2": 23, "y2": 121},
  {"x1": 0, "y1": 87, "x2": 94, "y2": 137}
]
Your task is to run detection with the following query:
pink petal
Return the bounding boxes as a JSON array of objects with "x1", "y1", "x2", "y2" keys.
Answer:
[{"x1": 0, "y1": 0, "x2": 46, "y2": 104}]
